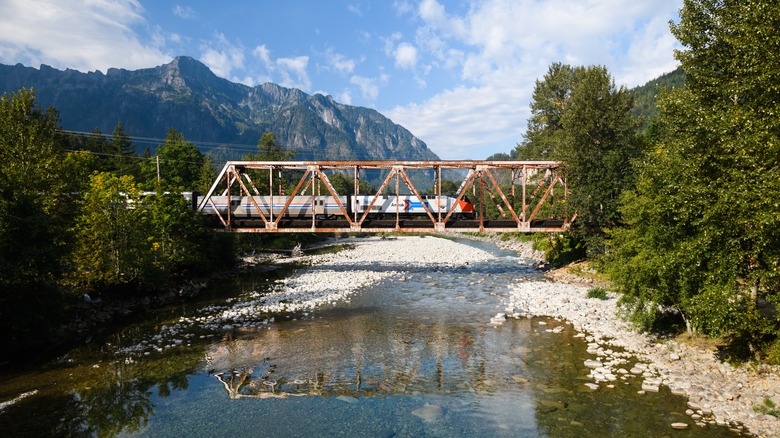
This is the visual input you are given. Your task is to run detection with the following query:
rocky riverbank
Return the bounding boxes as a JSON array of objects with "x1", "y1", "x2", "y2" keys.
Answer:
[
  {"x1": 259, "y1": 233, "x2": 779, "y2": 437},
  {"x1": 492, "y1": 241, "x2": 780, "y2": 437}
]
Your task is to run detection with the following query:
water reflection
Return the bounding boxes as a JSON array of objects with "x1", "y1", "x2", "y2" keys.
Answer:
[
  {"x1": 0, "y1": 240, "x2": 744, "y2": 437},
  {"x1": 200, "y1": 298, "x2": 541, "y2": 402}
]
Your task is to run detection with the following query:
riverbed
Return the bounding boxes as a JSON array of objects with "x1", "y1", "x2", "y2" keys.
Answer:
[{"x1": 0, "y1": 235, "x2": 769, "y2": 436}]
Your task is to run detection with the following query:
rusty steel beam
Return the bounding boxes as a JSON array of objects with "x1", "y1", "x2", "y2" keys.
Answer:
[{"x1": 197, "y1": 160, "x2": 574, "y2": 234}]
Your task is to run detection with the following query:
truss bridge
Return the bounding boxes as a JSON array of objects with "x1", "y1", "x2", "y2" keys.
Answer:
[{"x1": 197, "y1": 160, "x2": 575, "y2": 233}]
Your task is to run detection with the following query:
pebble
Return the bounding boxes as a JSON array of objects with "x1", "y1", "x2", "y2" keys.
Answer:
[{"x1": 506, "y1": 278, "x2": 780, "y2": 438}]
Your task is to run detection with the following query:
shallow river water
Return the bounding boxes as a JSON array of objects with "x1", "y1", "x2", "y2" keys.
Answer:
[{"x1": 0, "y1": 239, "x2": 741, "y2": 437}]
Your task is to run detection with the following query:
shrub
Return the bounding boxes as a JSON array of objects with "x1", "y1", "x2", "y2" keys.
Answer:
[{"x1": 587, "y1": 287, "x2": 609, "y2": 300}]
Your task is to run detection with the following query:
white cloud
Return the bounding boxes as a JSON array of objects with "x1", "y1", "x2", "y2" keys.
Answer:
[
  {"x1": 200, "y1": 33, "x2": 245, "y2": 79},
  {"x1": 350, "y1": 74, "x2": 389, "y2": 101},
  {"x1": 392, "y1": 0, "x2": 413, "y2": 16},
  {"x1": 276, "y1": 56, "x2": 311, "y2": 90},
  {"x1": 386, "y1": 84, "x2": 529, "y2": 159},
  {"x1": 249, "y1": 45, "x2": 311, "y2": 90},
  {"x1": 339, "y1": 89, "x2": 352, "y2": 105},
  {"x1": 253, "y1": 44, "x2": 272, "y2": 66},
  {"x1": 383, "y1": 0, "x2": 683, "y2": 159},
  {"x1": 325, "y1": 48, "x2": 356, "y2": 75},
  {"x1": 394, "y1": 42, "x2": 418, "y2": 70},
  {"x1": 0, "y1": 0, "x2": 169, "y2": 72},
  {"x1": 173, "y1": 5, "x2": 195, "y2": 19}
]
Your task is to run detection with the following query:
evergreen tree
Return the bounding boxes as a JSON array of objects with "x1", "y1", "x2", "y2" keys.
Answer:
[
  {"x1": 112, "y1": 122, "x2": 138, "y2": 178},
  {"x1": 142, "y1": 129, "x2": 206, "y2": 190},
  {"x1": 516, "y1": 64, "x2": 644, "y2": 256},
  {"x1": 242, "y1": 132, "x2": 296, "y2": 195}
]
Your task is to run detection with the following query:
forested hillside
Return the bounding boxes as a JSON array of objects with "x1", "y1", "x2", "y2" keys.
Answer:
[{"x1": 630, "y1": 68, "x2": 686, "y2": 131}]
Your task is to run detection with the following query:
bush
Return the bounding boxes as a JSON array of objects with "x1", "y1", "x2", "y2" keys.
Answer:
[
  {"x1": 765, "y1": 339, "x2": 780, "y2": 366},
  {"x1": 587, "y1": 287, "x2": 608, "y2": 300},
  {"x1": 532, "y1": 233, "x2": 585, "y2": 267}
]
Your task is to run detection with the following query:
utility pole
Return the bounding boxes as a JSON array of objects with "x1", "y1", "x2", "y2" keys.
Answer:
[{"x1": 156, "y1": 156, "x2": 161, "y2": 184}]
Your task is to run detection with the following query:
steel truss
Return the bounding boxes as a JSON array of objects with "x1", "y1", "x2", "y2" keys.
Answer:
[{"x1": 197, "y1": 161, "x2": 574, "y2": 233}]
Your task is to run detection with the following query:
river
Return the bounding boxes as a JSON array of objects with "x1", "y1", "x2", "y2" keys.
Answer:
[{"x1": 0, "y1": 236, "x2": 742, "y2": 436}]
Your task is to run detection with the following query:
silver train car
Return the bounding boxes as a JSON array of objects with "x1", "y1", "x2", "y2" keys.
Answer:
[{"x1": 198, "y1": 195, "x2": 476, "y2": 219}]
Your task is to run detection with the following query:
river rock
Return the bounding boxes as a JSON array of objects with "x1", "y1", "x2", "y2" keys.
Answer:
[
  {"x1": 584, "y1": 359, "x2": 602, "y2": 369},
  {"x1": 671, "y1": 422, "x2": 690, "y2": 430},
  {"x1": 412, "y1": 404, "x2": 444, "y2": 422}
]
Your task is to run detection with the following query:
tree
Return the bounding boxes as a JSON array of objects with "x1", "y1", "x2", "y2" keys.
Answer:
[
  {"x1": 242, "y1": 132, "x2": 296, "y2": 195},
  {"x1": 557, "y1": 66, "x2": 644, "y2": 255},
  {"x1": 515, "y1": 63, "x2": 580, "y2": 161},
  {"x1": 0, "y1": 89, "x2": 70, "y2": 353},
  {"x1": 142, "y1": 129, "x2": 206, "y2": 190},
  {"x1": 516, "y1": 64, "x2": 644, "y2": 256},
  {"x1": 71, "y1": 172, "x2": 150, "y2": 291},
  {"x1": 145, "y1": 191, "x2": 211, "y2": 277},
  {"x1": 112, "y1": 123, "x2": 139, "y2": 178},
  {"x1": 0, "y1": 88, "x2": 67, "y2": 287},
  {"x1": 607, "y1": 1, "x2": 780, "y2": 355}
]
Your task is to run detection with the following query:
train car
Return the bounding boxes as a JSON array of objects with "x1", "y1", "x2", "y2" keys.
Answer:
[
  {"x1": 198, "y1": 194, "x2": 475, "y2": 220},
  {"x1": 199, "y1": 195, "x2": 348, "y2": 218},
  {"x1": 352, "y1": 195, "x2": 474, "y2": 217}
]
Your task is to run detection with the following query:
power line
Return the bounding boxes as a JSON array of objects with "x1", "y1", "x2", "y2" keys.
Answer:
[{"x1": 59, "y1": 129, "x2": 431, "y2": 161}]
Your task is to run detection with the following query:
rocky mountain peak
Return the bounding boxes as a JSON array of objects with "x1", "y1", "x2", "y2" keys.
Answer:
[{"x1": 0, "y1": 58, "x2": 439, "y2": 161}]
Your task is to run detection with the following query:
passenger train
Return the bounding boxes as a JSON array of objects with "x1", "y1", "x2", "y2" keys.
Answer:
[{"x1": 196, "y1": 194, "x2": 476, "y2": 220}]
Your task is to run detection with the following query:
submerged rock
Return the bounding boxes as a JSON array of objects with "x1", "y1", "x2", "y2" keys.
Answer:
[{"x1": 412, "y1": 404, "x2": 445, "y2": 422}]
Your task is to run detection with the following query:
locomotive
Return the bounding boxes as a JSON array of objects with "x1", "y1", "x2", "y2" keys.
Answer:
[{"x1": 197, "y1": 194, "x2": 476, "y2": 220}]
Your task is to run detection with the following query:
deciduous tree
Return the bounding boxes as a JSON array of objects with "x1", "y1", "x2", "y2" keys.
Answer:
[{"x1": 607, "y1": 1, "x2": 780, "y2": 356}]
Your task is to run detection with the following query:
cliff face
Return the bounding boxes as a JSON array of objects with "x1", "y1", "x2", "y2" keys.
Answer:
[{"x1": 0, "y1": 56, "x2": 438, "y2": 160}]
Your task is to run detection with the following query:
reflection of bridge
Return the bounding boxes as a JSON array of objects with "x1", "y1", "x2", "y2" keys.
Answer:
[{"x1": 197, "y1": 161, "x2": 574, "y2": 233}]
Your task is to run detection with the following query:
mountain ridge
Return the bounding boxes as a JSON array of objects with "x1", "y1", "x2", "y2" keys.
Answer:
[{"x1": 0, "y1": 56, "x2": 438, "y2": 161}]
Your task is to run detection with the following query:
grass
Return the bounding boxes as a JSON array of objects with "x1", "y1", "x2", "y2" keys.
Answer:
[
  {"x1": 754, "y1": 398, "x2": 779, "y2": 417},
  {"x1": 586, "y1": 287, "x2": 609, "y2": 300}
]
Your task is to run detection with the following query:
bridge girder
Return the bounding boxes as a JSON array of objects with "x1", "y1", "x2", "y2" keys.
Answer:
[{"x1": 197, "y1": 160, "x2": 574, "y2": 234}]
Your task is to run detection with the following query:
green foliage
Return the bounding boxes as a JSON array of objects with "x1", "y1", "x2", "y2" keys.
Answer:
[
  {"x1": 556, "y1": 67, "x2": 644, "y2": 256},
  {"x1": 532, "y1": 233, "x2": 585, "y2": 268},
  {"x1": 516, "y1": 64, "x2": 644, "y2": 256},
  {"x1": 630, "y1": 69, "x2": 686, "y2": 131},
  {"x1": 515, "y1": 63, "x2": 579, "y2": 161},
  {"x1": 70, "y1": 172, "x2": 149, "y2": 290},
  {"x1": 606, "y1": 1, "x2": 780, "y2": 356},
  {"x1": 0, "y1": 88, "x2": 70, "y2": 354},
  {"x1": 70, "y1": 173, "x2": 230, "y2": 294},
  {"x1": 766, "y1": 340, "x2": 780, "y2": 366},
  {"x1": 587, "y1": 287, "x2": 609, "y2": 300},
  {"x1": 141, "y1": 129, "x2": 208, "y2": 191},
  {"x1": 753, "y1": 399, "x2": 779, "y2": 418}
]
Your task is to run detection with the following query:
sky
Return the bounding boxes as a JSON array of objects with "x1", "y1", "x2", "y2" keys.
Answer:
[{"x1": 0, "y1": 0, "x2": 683, "y2": 160}]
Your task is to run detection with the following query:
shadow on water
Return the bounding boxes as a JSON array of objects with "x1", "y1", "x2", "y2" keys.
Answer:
[{"x1": 0, "y1": 239, "x2": 745, "y2": 437}]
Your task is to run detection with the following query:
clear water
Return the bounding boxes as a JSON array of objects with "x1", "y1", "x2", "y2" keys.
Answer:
[{"x1": 0, "y1": 239, "x2": 741, "y2": 437}]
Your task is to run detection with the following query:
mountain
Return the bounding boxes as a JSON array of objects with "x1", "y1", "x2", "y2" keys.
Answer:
[
  {"x1": 0, "y1": 56, "x2": 438, "y2": 161},
  {"x1": 630, "y1": 68, "x2": 686, "y2": 131}
]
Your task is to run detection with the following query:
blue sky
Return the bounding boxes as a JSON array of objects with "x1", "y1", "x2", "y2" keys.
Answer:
[{"x1": 0, "y1": 0, "x2": 682, "y2": 159}]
